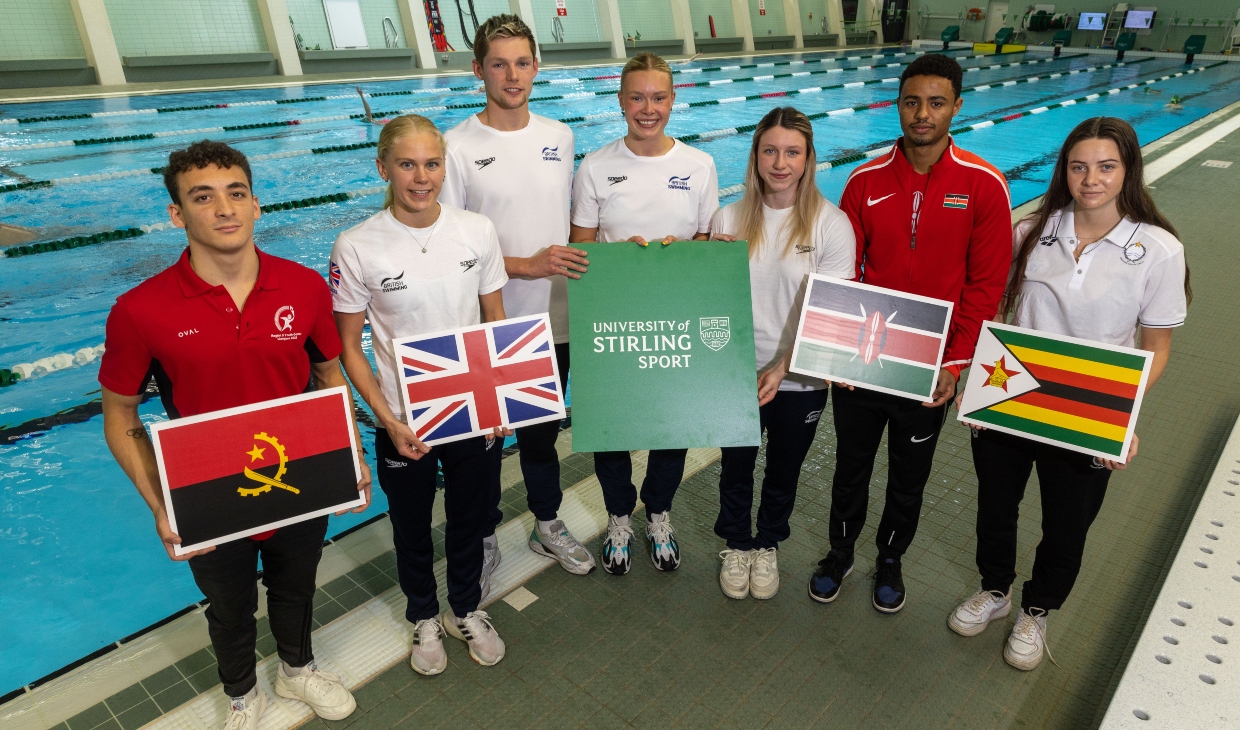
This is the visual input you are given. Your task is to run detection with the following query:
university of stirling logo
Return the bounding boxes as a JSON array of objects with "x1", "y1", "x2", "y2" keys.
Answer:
[{"x1": 700, "y1": 317, "x2": 730, "y2": 351}]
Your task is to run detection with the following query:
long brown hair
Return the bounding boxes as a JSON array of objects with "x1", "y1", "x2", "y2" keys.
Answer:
[
  {"x1": 734, "y1": 107, "x2": 825, "y2": 258},
  {"x1": 1004, "y1": 116, "x2": 1190, "y2": 318}
]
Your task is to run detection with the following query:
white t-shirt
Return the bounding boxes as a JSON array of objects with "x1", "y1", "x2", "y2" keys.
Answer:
[
  {"x1": 329, "y1": 205, "x2": 508, "y2": 420},
  {"x1": 441, "y1": 113, "x2": 574, "y2": 344},
  {"x1": 571, "y1": 138, "x2": 719, "y2": 242},
  {"x1": 712, "y1": 200, "x2": 857, "y2": 391},
  {"x1": 1011, "y1": 206, "x2": 1187, "y2": 348}
]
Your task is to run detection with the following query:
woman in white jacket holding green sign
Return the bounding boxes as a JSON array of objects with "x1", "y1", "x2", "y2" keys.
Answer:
[
  {"x1": 569, "y1": 51, "x2": 718, "y2": 576},
  {"x1": 709, "y1": 107, "x2": 856, "y2": 600}
]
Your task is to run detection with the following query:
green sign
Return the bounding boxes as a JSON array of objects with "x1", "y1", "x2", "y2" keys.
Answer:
[{"x1": 567, "y1": 241, "x2": 761, "y2": 452}]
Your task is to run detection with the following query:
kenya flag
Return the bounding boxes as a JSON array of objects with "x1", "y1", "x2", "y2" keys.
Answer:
[
  {"x1": 789, "y1": 275, "x2": 953, "y2": 401},
  {"x1": 150, "y1": 387, "x2": 363, "y2": 553},
  {"x1": 958, "y1": 322, "x2": 1152, "y2": 461}
]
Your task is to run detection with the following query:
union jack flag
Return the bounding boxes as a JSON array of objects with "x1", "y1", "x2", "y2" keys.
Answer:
[
  {"x1": 394, "y1": 314, "x2": 565, "y2": 445},
  {"x1": 328, "y1": 261, "x2": 342, "y2": 294}
]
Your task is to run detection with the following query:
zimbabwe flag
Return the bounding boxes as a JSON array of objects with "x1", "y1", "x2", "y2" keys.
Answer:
[
  {"x1": 958, "y1": 322, "x2": 1153, "y2": 461},
  {"x1": 789, "y1": 275, "x2": 953, "y2": 401},
  {"x1": 150, "y1": 387, "x2": 363, "y2": 554}
]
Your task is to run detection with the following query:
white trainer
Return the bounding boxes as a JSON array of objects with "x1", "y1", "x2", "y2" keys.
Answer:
[
  {"x1": 749, "y1": 548, "x2": 779, "y2": 600},
  {"x1": 948, "y1": 588, "x2": 1012, "y2": 637},
  {"x1": 409, "y1": 617, "x2": 447, "y2": 676},
  {"x1": 443, "y1": 608, "x2": 506, "y2": 666},
  {"x1": 273, "y1": 661, "x2": 356, "y2": 721},
  {"x1": 718, "y1": 549, "x2": 751, "y2": 599},
  {"x1": 1005, "y1": 608, "x2": 1051, "y2": 671},
  {"x1": 222, "y1": 688, "x2": 265, "y2": 730},
  {"x1": 529, "y1": 519, "x2": 596, "y2": 575}
]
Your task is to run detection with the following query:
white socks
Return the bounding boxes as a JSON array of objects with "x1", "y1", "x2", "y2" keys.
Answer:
[
  {"x1": 281, "y1": 661, "x2": 313, "y2": 677},
  {"x1": 536, "y1": 519, "x2": 557, "y2": 534},
  {"x1": 482, "y1": 533, "x2": 498, "y2": 550}
]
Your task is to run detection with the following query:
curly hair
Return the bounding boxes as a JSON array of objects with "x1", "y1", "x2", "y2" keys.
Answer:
[
  {"x1": 899, "y1": 53, "x2": 963, "y2": 98},
  {"x1": 163, "y1": 140, "x2": 253, "y2": 205}
]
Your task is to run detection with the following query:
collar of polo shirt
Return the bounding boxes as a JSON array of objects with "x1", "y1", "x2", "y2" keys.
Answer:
[
  {"x1": 1056, "y1": 206, "x2": 1141, "y2": 249},
  {"x1": 173, "y1": 247, "x2": 282, "y2": 298}
]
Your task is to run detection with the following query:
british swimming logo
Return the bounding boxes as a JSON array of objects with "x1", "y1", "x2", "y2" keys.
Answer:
[
  {"x1": 329, "y1": 261, "x2": 342, "y2": 293},
  {"x1": 542, "y1": 145, "x2": 562, "y2": 161},
  {"x1": 474, "y1": 156, "x2": 496, "y2": 170},
  {"x1": 381, "y1": 272, "x2": 408, "y2": 293},
  {"x1": 668, "y1": 175, "x2": 692, "y2": 191}
]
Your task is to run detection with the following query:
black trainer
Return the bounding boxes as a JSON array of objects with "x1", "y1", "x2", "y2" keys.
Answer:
[
  {"x1": 808, "y1": 549, "x2": 854, "y2": 603},
  {"x1": 872, "y1": 557, "x2": 906, "y2": 613}
]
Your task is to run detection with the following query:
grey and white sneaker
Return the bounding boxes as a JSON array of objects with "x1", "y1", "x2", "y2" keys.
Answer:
[
  {"x1": 480, "y1": 533, "x2": 500, "y2": 603},
  {"x1": 409, "y1": 617, "x2": 447, "y2": 675},
  {"x1": 443, "y1": 608, "x2": 506, "y2": 666},
  {"x1": 646, "y1": 511, "x2": 680, "y2": 571},
  {"x1": 529, "y1": 519, "x2": 596, "y2": 575},
  {"x1": 601, "y1": 514, "x2": 634, "y2": 575},
  {"x1": 948, "y1": 588, "x2": 1011, "y2": 637},
  {"x1": 718, "y1": 549, "x2": 751, "y2": 599},
  {"x1": 749, "y1": 548, "x2": 779, "y2": 600},
  {"x1": 273, "y1": 661, "x2": 355, "y2": 721},
  {"x1": 1005, "y1": 608, "x2": 1051, "y2": 671},
  {"x1": 223, "y1": 688, "x2": 265, "y2": 730}
]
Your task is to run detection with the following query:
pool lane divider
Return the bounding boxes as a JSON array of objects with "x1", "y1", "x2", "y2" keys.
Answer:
[
  {"x1": 675, "y1": 55, "x2": 1136, "y2": 143},
  {"x1": 0, "y1": 52, "x2": 1073, "y2": 154},
  {"x1": 716, "y1": 60, "x2": 1227, "y2": 200},
  {"x1": 2, "y1": 185, "x2": 387, "y2": 258},
  {"x1": 0, "y1": 56, "x2": 1158, "y2": 195},
  {"x1": 0, "y1": 49, "x2": 961, "y2": 127},
  {"x1": 7, "y1": 61, "x2": 1217, "y2": 259}
]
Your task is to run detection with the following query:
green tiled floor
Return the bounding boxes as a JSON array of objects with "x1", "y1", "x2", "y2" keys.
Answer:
[{"x1": 74, "y1": 112, "x2": 1240, "y2": 729}]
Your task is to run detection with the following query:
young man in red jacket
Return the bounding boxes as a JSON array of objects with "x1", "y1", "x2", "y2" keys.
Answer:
[{"x1": 809, "y1": 54, "x2": 1012, "y2": 613}]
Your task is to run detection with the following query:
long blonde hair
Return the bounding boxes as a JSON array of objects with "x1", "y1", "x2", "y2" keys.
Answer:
[
  {"x1": 735, "y1": 107, "x2": 824, "y2": 258},
  {"x1": 376, "y1": 114, "x2": 446, "y2": 209}
]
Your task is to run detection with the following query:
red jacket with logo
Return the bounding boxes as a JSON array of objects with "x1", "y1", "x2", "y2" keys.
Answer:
[{"x1": 839, "y1": 137, "x2": 1012, "y2": 375}]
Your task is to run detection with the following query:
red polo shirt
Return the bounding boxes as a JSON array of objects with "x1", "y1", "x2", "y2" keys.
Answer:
[{"x1": 99, "y1": 247, "x2": 342, "y2": 414}]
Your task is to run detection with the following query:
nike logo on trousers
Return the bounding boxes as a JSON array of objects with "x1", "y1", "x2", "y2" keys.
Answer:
[{"x1": 910, "y1": 434, "x2": 934, "y2": 443}]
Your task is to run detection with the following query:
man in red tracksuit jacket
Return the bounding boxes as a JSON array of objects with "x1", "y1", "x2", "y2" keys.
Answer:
[{"x1": 809, "y1": 53, "x2": 1012, "y2": 613}]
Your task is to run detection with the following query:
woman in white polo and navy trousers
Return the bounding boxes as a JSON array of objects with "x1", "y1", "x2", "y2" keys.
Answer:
[
  {"x1": 331, "y1": 115, "x2": 511, "y2": 676},
  {"x1": 709, "y1": 107, "x2": 855, "y2": 600},
  {"x1": 948, "y1": 117, "x2": 1189, "y2": 671},
  {"x1": 569, "y1": 51, "x2": 719, "y2": 575}
]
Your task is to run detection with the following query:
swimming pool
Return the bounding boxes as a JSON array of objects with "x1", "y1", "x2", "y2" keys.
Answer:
[{"x1": 2, "y1": 45, "x2": 1238, "y2": 697}]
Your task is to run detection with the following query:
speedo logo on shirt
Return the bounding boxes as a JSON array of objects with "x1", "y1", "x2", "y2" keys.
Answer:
[
  {"x1": 381, "y1": 272, "x2": 407, "y2": 292},
  {"x1": 460, "y1": 258, "x2": 478, "y2": 272},
  {"x1": 542, "y1": 146, "x2": 562, "y2": 162},
  {"x1": 607, "y1": 176, "x2": 627, "y2": 186},
  {"x1": 795, "y1": 245, "x2": 815, "y2": 254},
  {"x1": 474, "y1": 157, "x2": 495, "y2": 170},
  {"x1": 668, "y1": 175, "x2": 691, "y2": 191}
]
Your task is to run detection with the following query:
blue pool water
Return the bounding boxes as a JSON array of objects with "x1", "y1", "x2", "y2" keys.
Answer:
[{"x1": 2, "y1": 47, "x2": 1238, "y2": 695}]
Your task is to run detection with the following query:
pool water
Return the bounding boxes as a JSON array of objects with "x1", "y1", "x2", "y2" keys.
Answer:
[{"x1": 2, "y1": 46, "x2": 1238, "y2": 695}]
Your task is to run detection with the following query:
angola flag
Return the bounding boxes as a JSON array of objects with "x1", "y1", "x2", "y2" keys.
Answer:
[
  {"x1": 957, "y1": 322, "x2": 1153, "y2": 461},
  {"x1": 150, "y1": 387, "x2": 363, "y2": 553},
  {"x1": 789, "y1": 275, "x2": 953, "y2": 401}
]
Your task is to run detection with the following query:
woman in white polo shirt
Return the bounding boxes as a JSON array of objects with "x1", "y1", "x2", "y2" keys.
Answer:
[
  {"x1": 569, "y1": 51, "x2": 719, "y2": 576},
  {"x1": 948, "y1": 117, "x2": 1189, "y2": 671},
  {"x1": 709, "y1": 107, "x2": 855, "y2": 600},
  {"x1": 331, "y1": 115, "x2": 509, "y2": 676}
]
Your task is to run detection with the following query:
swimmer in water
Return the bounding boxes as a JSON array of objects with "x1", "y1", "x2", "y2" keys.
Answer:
[
  {"x1": 356, "y1": 85, "x2": 379, "y2": 123},
  {"x1": 1167, "y1": 94, "x2": 1183, "y2": 109}
]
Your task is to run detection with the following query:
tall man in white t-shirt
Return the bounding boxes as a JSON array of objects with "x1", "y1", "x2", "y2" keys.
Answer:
[{"x1": 440, "y1": 15, "x2": 596, "y2": 578}]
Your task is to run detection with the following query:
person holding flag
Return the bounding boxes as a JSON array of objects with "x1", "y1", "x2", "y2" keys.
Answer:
[
  {"x1": 809, "y1": 53, "x2": 1012, "y2": 613},
  {"x1": 708, "y1": 107, "x2": 855, "y2": 599},
  {"x1": 948, "y1": 117, "x2": 1188, "y2": 670},
  {"x1": 331, "y1": 115, "x2": 510, "y2": 675},
  {"x1": 100, "y1": 141, "x2": 369, "y2": 730},
  {"x1": 570, "y1": 51, "x2": 719, "y2": 575},
  {"x1": 439, "y1": 14, "x2": 596, "y2": 581}
]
